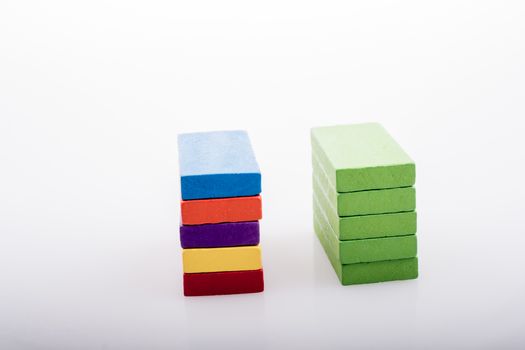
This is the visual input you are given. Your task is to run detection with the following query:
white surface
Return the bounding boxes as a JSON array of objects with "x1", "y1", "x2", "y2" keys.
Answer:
[{"x1": 1, "y1": 1, "x2": 525, "y2": 349}]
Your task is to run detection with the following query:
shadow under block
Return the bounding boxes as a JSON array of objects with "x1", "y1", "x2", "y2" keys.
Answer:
[
  {"x1": 313, "y1": 188, "x2": 416, "y2": 240},
  {"x1": 180, "y1": 221, "x2": 259, "y2": 249},
  {"x1": 178, "y1": 130, "x2": 261, "y2": 200},
  {"x1": 181, "y1": 195, "x2": 262, "y2": 225},
  {"x1": 313, "y1": 155, "x2": 415, "y2": 216},
  {"x1": 314, "y1": 200, "x2": 417, "y2": 264},
  {"x1": 314, "y1": 217, "x2": 418, "y2": 285},
  {"x1": 182, "y1": 245, "x2": 262, "y2": 273},
  {"x1": 184, "y1": 269, "x2": 264, "y2": 296},
  {"x1": 311, "y1": 123, "x2": 415, "y2": 192}
]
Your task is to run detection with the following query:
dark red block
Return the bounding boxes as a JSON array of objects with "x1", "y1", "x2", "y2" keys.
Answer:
[{"x1": 183, "y1": 269, "x2": 264, "y2": 296}]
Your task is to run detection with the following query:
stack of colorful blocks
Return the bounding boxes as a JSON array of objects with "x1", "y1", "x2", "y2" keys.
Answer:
[
  {"x1": 311, "y1": 123, "x2": 419, "y2": 285},
  {"x1": 177, "y1": 130, "x2": 265, "y2": 296}
]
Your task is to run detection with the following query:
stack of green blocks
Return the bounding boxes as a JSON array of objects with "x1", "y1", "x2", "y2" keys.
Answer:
[{"x1": 311, "y1": 123, "x2": 419, "y2": 285}]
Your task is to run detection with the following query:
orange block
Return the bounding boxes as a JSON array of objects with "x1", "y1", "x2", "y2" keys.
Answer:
[{"x1": 181, "y1": 195, "x2": 262, "y2": 225}]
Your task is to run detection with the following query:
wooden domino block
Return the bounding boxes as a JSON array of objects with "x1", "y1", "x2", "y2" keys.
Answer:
[
  {"x1": 178, "y1": 130, "x2": 261, "y2": 200},
  {"x1": 311, "y1": 123, "x2": 415, "y2": 192},
  {"x1": 182, "y1": 245, "x2": 262, "y2": 273},
  {"x1": 180, "y1": 195, "x2": 262, "y2": 225},
  {"x1": 184, "y1": 269, "x2": 264, "y2": 296},
  {"x1": 180, "y1": 221, "x2": 259, "y2": 249}
]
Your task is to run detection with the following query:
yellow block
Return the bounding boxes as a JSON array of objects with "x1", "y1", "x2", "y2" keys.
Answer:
[{"x1": 182, "y1": 245, "x2": 262, "y2": 273}]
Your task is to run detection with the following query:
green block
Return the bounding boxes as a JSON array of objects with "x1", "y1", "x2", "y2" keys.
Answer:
[
  {"x1": 311, "y1": 123, "x2": 415, "y2": 192},
  {"x1": 313, "y1": 199, "x2": 417, "y2": 264},
  {"x1": 341, "y1": 258, "x2": 418, "y2": 285},
  {"x1": 313, "y1": 185, "x2": 417, "y2": 240},
  {"x1": 314, "y1": 216, "x2": 418, "y2": 285},
  {"x1": 312, "y1": 156, "x2": 415, "y2": 216}
]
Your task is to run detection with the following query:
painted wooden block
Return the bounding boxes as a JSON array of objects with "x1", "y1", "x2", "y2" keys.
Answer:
[
  {"x1": 311, "y1": 123, "x2": 415, "y2": 192},
  {"x1": 178, "y1": 130, "x2": 261, "y2": 200},
  {"x1": 180, "y1": 221, "x2": 260, "y2": 249},
  {"x1": 180, "y1": 195, "x2": 262, "y2": 225},
  {"x1": 182, "y1": 245, "x2": 262, "y2": 273},
  {"x1": 184, "y1": 269, "x2": 264, "y2": 296}
]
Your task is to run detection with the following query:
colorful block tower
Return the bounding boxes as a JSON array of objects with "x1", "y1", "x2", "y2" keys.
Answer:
[
  {"x1": 178, "y1": 130, "x2": 264, "y2": 296},
  {"x1": 311, "y1": 123, "x2": 418, "y2": 285}
]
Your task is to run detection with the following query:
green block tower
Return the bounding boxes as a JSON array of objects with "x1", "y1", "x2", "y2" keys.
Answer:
[{"x1": 311, "y1": 123, "x2": 418, "y2": 285}]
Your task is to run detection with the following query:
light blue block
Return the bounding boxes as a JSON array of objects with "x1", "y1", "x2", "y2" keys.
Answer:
[{"x1": 178, "y1": 130, "x2": 261, "y2": 200}]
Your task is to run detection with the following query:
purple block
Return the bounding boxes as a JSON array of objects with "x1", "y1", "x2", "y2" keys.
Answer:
[{"x1": 180, "y1": 221, "x2": 260, "y2": 248}]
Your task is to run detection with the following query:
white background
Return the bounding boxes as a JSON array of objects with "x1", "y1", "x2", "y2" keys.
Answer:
[{"x1": 1, "y1": 1, "x2": 525, "y2": 349}]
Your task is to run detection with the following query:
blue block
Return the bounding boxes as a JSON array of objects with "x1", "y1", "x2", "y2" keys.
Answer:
[{"x1": 178, "y1": 130, "x2": 261, "y2": 200}]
